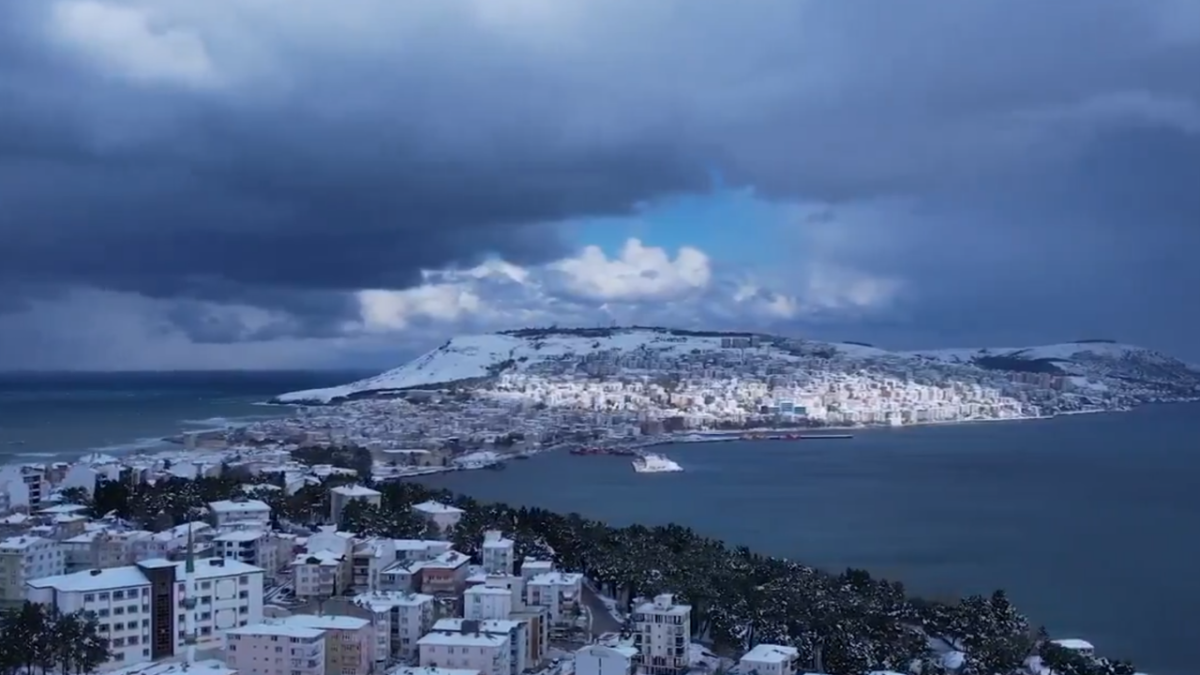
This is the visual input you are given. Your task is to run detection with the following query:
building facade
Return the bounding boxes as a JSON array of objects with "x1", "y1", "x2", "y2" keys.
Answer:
[
  {"x1": 224, "y1": 622, "x2": 327, "y2": 675},
  {"x1": 631, "y1": 594, "x2": 691, "y2": 675}
]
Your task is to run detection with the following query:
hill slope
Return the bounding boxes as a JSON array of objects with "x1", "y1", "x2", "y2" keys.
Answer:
[{"x1": 274, "y1": 327, "x2": 1200, "y2": 404}]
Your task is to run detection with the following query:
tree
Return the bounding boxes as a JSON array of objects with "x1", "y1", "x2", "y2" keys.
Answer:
[
  {"x1": 56, "y1": 486, "x2": 91, "y2": 507},
  {"x1": 0, "y1": 602, "x2": 110, "y2": 675}
]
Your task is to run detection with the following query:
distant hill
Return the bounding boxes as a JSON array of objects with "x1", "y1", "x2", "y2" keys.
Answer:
[{"x1": 273, "y1": 327, "x2": 1199, "y2": 404}]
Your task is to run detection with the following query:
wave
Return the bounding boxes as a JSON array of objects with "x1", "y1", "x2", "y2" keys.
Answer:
[{"x1": 179, "y1": 414, "x2": 279, "y2": 428}]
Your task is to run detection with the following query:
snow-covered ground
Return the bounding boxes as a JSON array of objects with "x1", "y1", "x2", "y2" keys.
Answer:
[{"x1": 277, "y1": 328, "x2": 1198, "y2": 404}]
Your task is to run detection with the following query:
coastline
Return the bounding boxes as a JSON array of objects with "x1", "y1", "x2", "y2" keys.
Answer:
[{"x1": 0, "y1": 404, "x2": 1134, "y2": 474}]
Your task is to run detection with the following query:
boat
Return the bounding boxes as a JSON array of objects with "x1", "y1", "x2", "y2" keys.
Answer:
[{"x1": 632, "y1": 453, "x2": 683, "y2": 473}]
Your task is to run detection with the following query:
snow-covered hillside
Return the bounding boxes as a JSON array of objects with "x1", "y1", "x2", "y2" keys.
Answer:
[{"x1": 273, "y1": 328, "x2": 1199, "y2": 404}]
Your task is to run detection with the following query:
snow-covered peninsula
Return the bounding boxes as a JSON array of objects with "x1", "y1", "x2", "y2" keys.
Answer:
[{"x1": 273, "y1": 327, "x2": 1199, "y2": 423}]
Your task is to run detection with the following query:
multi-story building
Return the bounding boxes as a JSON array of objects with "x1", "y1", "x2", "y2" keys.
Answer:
[
  {"x1": 350, "y1": 538, "x2": 396, "y2": 592},
  {"x1": 631, "y1": 594, "x2": 691, "y2": 675},
  {"x1": 329, "y1": 485, "x2": 382, "y2": 527},
  {"x1": 26, "y1": 566, "x2": 155, "y2": 669},
  {"x1": 464, "y1": 584, "x2": 513, "y2": 621},
  {"x1": 133, "y1": 522, "x2": 213, "y2": 561},
  {"x1": 27, "y1": 556, "x2": 266, "y2": 670},
  {"x1": 283, "y1": 614, "x2": 374, "y2": 675},
  {"x1": 214, "y1": 530, "x2": 280, "y2": 581},
  {"x1": 737, "y1": 644, "x2": 799, "y2": 675},
  {"x1": 411, "y1": 501, "x2": 464, "y2": 533},
  {"x1": 224, "y1": 622, "x2": 327, "y2": 675},
  {"x1": 524, "y1": 572, "x2": 583, "y2": 625},
  {"x1": 350, "y1": 590, "x2": 435, "y2": 664},
  {"x1": 390, "y1": 669, "x2": 478, "y2": 675},
  {"x1": 480, "y1": 531, "x2": 514, "y2": 576},
  {"x1": 207, "y1": 499, "x2": 272, "y2": 529},
  {"x1": 291, "y1": 550, "x2": 345, "y2": 599},
  {"x1": 0, "y1": 535, "x2": 64, "y2": 605},
  {"x1": 417, "y1": 550, "x2": 470, "y2": 597},
  {"x1": 418, "y1": 623, "x2": 511, "y2": 675},
  {"x1": 509, "y1": 605, "x2": 549, "y2": 669},
  {"x1": 432, "y1": 618, "x2": 527, "y2": 675},
  {"x1": 393, "y1": 539, "x2": 451, "y2": 564},
  {"x1": 0, "y1": 465, "x2": 48, "y2": 511},
  {"x1": 575, "y1": 644, "x2": 637, "y2": 675}
]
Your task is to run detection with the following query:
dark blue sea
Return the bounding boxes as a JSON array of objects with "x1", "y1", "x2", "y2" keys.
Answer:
[
  {"x1": 416, "y1": 404, "x2": 1200, "y2": 675},
  {"x1": 2, "y1": 372, "x2": 1194, "y2": 674},
  {"x1": 0, "y1": 371, "x2": 368, "y2": 461}
]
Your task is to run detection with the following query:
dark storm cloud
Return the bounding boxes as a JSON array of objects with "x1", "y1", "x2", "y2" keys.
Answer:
[
  {"x1": 0, "y1": 0, "x2": 1198, "y2": 356},
  {"x1": 0, "y1": 0, "x2": 707, "y2": 323}
]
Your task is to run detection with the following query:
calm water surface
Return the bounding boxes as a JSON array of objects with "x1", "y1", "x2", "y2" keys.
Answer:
[
  {"x1": 417, "y1": 404, "x2": 1199, "y2": 675},
  {"x1": 0, "y1": 371, "x2": 367, "y2": 461}
]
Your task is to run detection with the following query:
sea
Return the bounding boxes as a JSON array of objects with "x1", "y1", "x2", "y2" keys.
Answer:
[
  {"x1": 0, "y1": 372, "x2": 1194, "y2": 674},
  {"x1": 416, "y1": 404, "x2": 1200, "y2": 675},
  {"x1": 0, "y1": 370, "x2": 369, "y2": 461}
]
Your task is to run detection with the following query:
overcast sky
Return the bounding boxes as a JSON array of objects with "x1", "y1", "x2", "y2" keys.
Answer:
[{"x1": 2, "y1": 0, "x2": 1198, "y2": 370}]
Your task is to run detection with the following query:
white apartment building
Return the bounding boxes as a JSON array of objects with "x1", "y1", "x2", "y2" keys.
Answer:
[
  {"x1": 418, "y1": 626, "x2": 511, "y2": 675},
  {"x1": 432, "y1": 618, "x2": 527, "y2": 675},
  {"x1": 208, "y1": 499, "x2": 272, "y2": 528},
  {"x1": 393, "y1": 539, "x2": 451, "y2": 563},
  {"x1": 351, "y1": 538, "x2": 396, "y2": 592},
  {"x1": 411, "y1": 501, "x2": 464, "y2": 533},
  {"x1": 352, "y1": 590, "x2": 435, "y2": 664},
  {"x1": 464, "y1": 584, "x2": 514, "y2": 621},
  {"x1": 133, "y1": 522, "x2": 213, "y2": 561},
  {"x1": 738, "y1": 644, "x2": 799, "y2": 675},
  {"x1": 525, "y1": 572, "x2": 583, "y2": 625},
  {"x1": 282, "y1": 614, "x2": 374, "y2": 675},
  {"x1": 481, "y1": 531, "x2": 515, "y2": 576},
  {"x1": 518, "y1": 559, "x2": 552, "y2": 581},
  {"x1": 224, "y1": 622, "x2": 327, "y2": 675},
  {"x1": 391, "y1": 668, "x2": 478, "y2": 675},
  {"x1": 0, "y1": 534, "x2": 64, "y2": 605},
  {"x1": 291, "y1": 550, "x2": 345, "y2": 599},
  {"x1": 26, "y1": 566, "x2": 155, "y2": 669},
  {"x1": 330, "y1": 485, "x2": 382, "y2": 527},
  {"x1": 29, "y1": 557, "x2": 266, "y2": 667},
  {"x1": 214, "y1": 530, "x2": 280, "y2": 580},
  {"x1": 575, "y1": 645, "x2": 637, "y2": 675},
  {"x1": 632, "y1": 594, "x2": 691, "y2": 675}
]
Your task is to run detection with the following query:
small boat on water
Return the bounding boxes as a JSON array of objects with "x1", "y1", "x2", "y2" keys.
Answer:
[{"x1": 632, "y1": 453, "x2": 683, "y2": 473}]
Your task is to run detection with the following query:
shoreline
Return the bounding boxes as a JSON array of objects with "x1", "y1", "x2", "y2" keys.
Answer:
[{"x1": 0, "y1": 402, "x2": 1177, "y2": 476}]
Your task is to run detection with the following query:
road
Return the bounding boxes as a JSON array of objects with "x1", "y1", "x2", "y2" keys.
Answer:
[{"x1": 582, "y1": 582, "x2": 624, "y2": 635}]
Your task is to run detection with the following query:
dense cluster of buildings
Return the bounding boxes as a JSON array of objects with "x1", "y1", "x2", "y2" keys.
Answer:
[{"x1": 0, "y1": 457, "x2": 831, "y2": 675}]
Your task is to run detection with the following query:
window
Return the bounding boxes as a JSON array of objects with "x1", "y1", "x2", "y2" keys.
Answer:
[
  {"x1": 113, "y1": 591, "x2": 124, "y2": 599},
  {"x1": 201, "y1": 581, "x2": 211, "y2": 589},
  {"x1": 98, "y1": 592, "x2": 109, "y2": 600},
  {"x1": 98, "y1": 609, "x2": 110, "y2": 618},
  {"x1": 142, "y1": 649, "x2": 150, "y2": 657},
  {"x1": 113, "y1": 623, "x2": 124, "y2": 631},
  {"x1": 142, "y1": 588, "x2": 150, "y2": 596},
  {"x1": 83, "y1": 594, "x2": 94, "y2": 602},
  {"x1": 240, "y1": 576, "x2": 249, "y2": 585},
  {"x1": 112, "y1": 638, "x2": 125, "y2": 647},
  {"x1": 128, "y1": 636, "x2": 139, "y2": 646}
]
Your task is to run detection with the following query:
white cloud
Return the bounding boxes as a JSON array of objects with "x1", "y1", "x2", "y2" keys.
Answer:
[
  {"x1": 47, "y1": 0, "x2": 220, "y2": 89},
  {"x1": 549, "y1": 238, "x2": 711, "y2": 302},
  {"x1": 0, "y1": 238, "x2": 903, "y2": 370}
]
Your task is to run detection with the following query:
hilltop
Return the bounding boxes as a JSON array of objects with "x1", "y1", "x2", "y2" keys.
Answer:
[{"x1": 273, "y1": 326, "x2": 1200, "y2": 407}]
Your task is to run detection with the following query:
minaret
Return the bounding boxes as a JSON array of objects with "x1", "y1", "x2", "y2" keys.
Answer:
[{"x1": 181, "y1": 524, "x2": 199, "y2": 669}]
